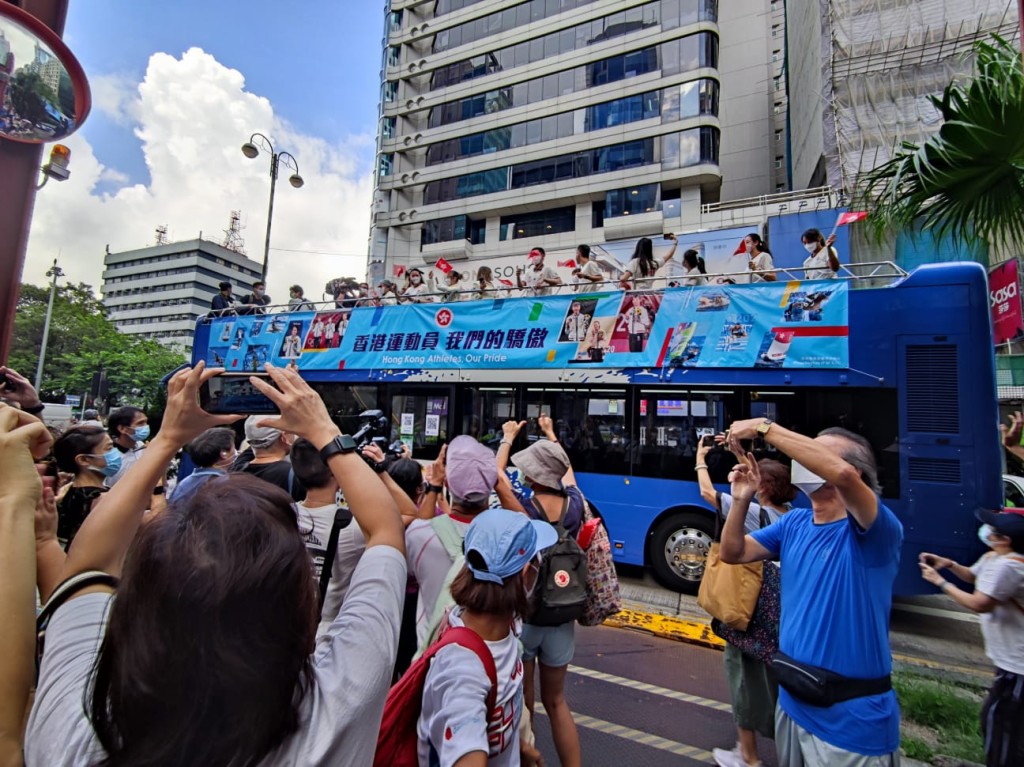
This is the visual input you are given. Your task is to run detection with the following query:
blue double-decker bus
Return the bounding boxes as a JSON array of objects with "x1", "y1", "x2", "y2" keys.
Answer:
[{"x1": 190, "y1": 261, "x2": 1000, "y2": 595}]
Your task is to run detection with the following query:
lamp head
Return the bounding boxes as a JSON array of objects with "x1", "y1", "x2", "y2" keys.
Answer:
[
  {"x1": 289, "y1": 174, "x2": 305, "y2": 189},
  {"x1": 241, "y1": 142, "x2": 259, "y2": 159}
]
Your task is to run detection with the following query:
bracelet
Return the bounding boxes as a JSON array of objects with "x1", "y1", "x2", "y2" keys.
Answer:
[
  {"x1": 940, "y1": 581, "x2": 952, "y2": 593},
  {"x1": 694, "y1": 464, "x2": 708, "y2": 471},
  {"x1": 499, "y1": 439, "x2": 512, "y2": 446}
]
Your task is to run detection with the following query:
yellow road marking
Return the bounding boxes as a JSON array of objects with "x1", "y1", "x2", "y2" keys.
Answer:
[
  {"x1": 603, "y1": 608, "x2": 726, "y2": 649},
  {"x1": 535, "y1": 704, "x2": 716, "y2": 763}
]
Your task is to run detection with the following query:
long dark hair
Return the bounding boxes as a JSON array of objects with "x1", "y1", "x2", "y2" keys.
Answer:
[
  {"x1": 631, "y1": 237, "x2": 657, "y2": 277},
  {"x1": 746, "y1": 232, "x2": 770, "y2": 255},
  {"x1": 682, "y1": 249, "x2": 706, "y2": 274},
  {"x1": 89, "y1": 474, "x2": 319, "y2": 767}
]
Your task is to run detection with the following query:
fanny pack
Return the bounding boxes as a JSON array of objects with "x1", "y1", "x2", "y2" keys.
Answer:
[{"x1": 772, "y1": 652, "x2": 891, "y2": 707}]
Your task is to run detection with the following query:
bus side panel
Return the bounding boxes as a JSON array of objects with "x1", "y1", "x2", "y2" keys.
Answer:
[{"x1": 575, "y1": 473, "x2": 712, "y2": 565}]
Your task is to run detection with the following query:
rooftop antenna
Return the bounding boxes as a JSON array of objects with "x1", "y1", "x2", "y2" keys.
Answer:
[
  {"x1": 222, "y1": 210, "x2": 246, "y2": 254},
  {"x1": 154, "y1": 225, "x2": 168, "y2": 246}
]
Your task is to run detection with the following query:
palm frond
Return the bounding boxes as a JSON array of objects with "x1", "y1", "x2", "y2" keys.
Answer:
[{"x1": 855, "y1": 36, "x2": 1024, "y2": 249}]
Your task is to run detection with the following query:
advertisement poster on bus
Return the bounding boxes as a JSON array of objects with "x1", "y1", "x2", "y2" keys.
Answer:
[
  {"x1": 203, "y1": 281, "x2": 848, "y2": 372},
  {"x1": 989, "y1": 258, "x2": 1024, "y2": 346}
]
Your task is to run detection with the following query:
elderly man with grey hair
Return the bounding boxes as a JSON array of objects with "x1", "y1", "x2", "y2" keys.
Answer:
[{"x1": 718, "y1": 420, "x2": 902, "y2": 767}]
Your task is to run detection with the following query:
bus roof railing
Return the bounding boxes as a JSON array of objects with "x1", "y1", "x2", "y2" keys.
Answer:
[{"x1": 198, "y1": 260, "x2": 909, "y2": 322}]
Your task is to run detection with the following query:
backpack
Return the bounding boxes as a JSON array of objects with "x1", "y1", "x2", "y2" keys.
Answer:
[
  {"x1": 414, "y1": 514, "x2": 466, "y2": 660},
  {"x1": 527, "y1": 494, "x2": 588, "y2": 627},
  {"x1": 373, "y1": 625, "x2": 497, "y2": 767}
]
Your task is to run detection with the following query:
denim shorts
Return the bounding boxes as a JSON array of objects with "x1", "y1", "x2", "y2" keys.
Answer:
[{"x1": 521, "y1": 621, "x2": 575, "y2": 667}]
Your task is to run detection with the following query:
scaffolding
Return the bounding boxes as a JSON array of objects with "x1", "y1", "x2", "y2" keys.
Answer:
[
  {"x1": 823, "y1": 0, "x2": 1019, "y2": 192},
  {"x1": 222, "y1": 210, "x2": 246, "y2": 255}
]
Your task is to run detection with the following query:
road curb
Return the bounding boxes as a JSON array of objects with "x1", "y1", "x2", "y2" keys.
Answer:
[
  {"x1": 604, "y1": 608, "x2": 993, "y2": 684},
  {"x1": 604, "y1": 608, "x2": 725, "y2": 650}
]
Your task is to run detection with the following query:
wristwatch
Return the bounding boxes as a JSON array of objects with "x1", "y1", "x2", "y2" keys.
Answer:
[
  {"x1": 319, "y1": 434, "x2": 358, "y2": 462},
  {"x1": 425, "y1": 483, "x2": 444, "y2": 494},
  {"x1": 756, "y1": 419, "x2": 774, "y2": 437},
  {"x1": 22, "y1": 402, "x2": 45, "y2": 415}
]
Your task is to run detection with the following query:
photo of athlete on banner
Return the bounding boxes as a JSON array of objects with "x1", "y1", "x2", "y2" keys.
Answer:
[
  {"x1": 304, "y1": 311, "x2": 347, "y2": 351},
  {"x1": 279, "y1": 321, "x2": 305, "y2": 359},
  {"x1": 612, "y1": 292, "x2": 663, "y2": 353},
  {"x1": 559, "y1": 299, "x2": 597, "y2": 343}
]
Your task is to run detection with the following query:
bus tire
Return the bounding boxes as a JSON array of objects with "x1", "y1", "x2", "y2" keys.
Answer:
[{"x1": 649, "y1": 512, "x2": 715, "y2": 594}]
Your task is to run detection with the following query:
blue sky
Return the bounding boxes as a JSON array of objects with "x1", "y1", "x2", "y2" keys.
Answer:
[
  {"x1": 63, "y1": 0, "x2": 383, "y2": 187},
  {"x1": 24, "y1": 1, "x2": 385, "y2": 297}
]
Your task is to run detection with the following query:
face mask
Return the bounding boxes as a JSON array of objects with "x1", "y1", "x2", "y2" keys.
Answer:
[
  {"x1": 133, "y1": 425, "x2": 150, "y2": 442},
  {"x1": 804, "y1": 242, "x2": 819, "y2": 254},
  {"x1": 978, "y1": 524, "x2": 998, "y2": 548},
  {"x1": 791, "y1": 461, "x2": 826, "y2": 497},
  {"x1": 528, "y1": 254, "x2": 542, "y2": 266},
  {"x1": 745, "y1": 242, "x2": 754, "y2": 254},
  {"x1": 410, "y1": 274, "x2": 422, "y2": 285},
  {"x1": 87, "y1": 448, "x2": 122, "y2": 478}
]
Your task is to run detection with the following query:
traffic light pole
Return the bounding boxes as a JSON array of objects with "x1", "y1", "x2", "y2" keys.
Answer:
[{"x1": 34, "y1": 260, "x2": 63, "y2": 393}]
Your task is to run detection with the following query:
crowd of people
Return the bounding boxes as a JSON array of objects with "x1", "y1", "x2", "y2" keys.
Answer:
[
  {"x1": 207, "y1": 231, "x2": 842, "y2": 318},
  {"x1": 3, "y1": 349, "x2": 1018, "y2": 767}
]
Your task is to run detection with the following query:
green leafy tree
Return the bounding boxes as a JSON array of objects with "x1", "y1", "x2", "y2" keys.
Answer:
[
  {"x1": 8, "y1": 69, "x2": 57, "y2": 125},
  {"x1": 9, "y1": 282, "x2": 186, "y2": 416},
  {"x1": 858, "y1": 37, "x2": 1024, "y2": 248}
]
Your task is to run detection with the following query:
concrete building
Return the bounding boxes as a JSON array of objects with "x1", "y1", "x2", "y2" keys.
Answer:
[
  {"x1": 101, "y1": 239, "x2": 262, "y2": 353},
  {"x1": 787, "y1": 0, "x2": 1018, "y2": 193},
  {"x1": 369, "y1": 0, "x2": 789, "y2": 285}
]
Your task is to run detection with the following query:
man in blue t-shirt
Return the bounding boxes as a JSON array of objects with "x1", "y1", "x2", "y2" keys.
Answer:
[{"x1": 719, "y1": 419, "x2": 903, "y2": 766}]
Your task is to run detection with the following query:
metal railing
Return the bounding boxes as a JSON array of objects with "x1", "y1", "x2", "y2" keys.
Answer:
[{"x1": 198, "y1": 261, "x2": 908, "y2": 323}]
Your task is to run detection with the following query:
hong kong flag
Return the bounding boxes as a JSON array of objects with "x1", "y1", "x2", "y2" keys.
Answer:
[
  {"x1": 557, "y1": 259, "x2": 576, "y2": 268},
  {"x1": 434, "y1": 257, "x2": 453, "y2": 274},
  {"x1": 393, "y1": 264, "x2": 406, "y2": 278},
  {"x1": 836, "y1": 211, "x2": 868, "y2": 226},
  {"x1": 733, "y1": 239, "x2": 747, "y2": 255},
  {"x1": 498, "y1": 278, "x2": 514, "y2": 287}
]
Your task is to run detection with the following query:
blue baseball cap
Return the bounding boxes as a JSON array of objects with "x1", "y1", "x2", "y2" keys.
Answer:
[{"x1": 464, "y1": 508, "x2": 558, "y2": 585}]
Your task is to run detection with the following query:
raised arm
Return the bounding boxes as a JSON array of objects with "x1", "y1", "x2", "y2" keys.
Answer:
[
  {"x1": 361, "y1": 443, "x2": 423, "y2": 523},
  {"x1": 718, "y1": 451, "x2": 773, "y2": 564},
  {"x1": 660, "y1": 233, "x2": 678, "y2": 267},
  {"x1": 694, "y1": 437, "x2": 719, "y2": 508},
  {"x1": 728, "y1": 418, "x2": 878, "y2": 530},
  {"x1": 497, "y1": 419, "x2": 525, "y2": 473},
  {"x1": 252, "y1": 364, "x2": 404, "y2": 552},
  {"x1": 538, "y1": 414, "x2": 575, "y2": 486},
  {"x1": 35, "y1": 486, "x2": 65, "y2": 603},
  {"x1": 0, "y1": 405, "x2": 53, "y2": 766},
  {"x1": 64, "y1": 364, "x2": 241, "y2": 579},
  {"x1": 920, "y1": 558, "x2": 997, "y2": 613},
  {"x1": 824, "y1": 234, "x2": 841, "y2": 272}
]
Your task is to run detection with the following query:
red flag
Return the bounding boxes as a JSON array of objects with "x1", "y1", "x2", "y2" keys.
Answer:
[
  {"x1": 434, "y1": 257, "x2": 453, "y2": 274},
  {"x1": 733, "y1": 239, "x2": 747, "y2": 255},
  {"x1": 557, "y1": 259, "x2": 576, "y2": 268},
  {"x1": 836, "y1": 211, "x2": 868, "y2": 227},
  {"x1": 392, "y1": 264, "x2": 406, "y2": 278},
  {"x1": 498, "y1": 278, "x2": 514, "y2": 287}
]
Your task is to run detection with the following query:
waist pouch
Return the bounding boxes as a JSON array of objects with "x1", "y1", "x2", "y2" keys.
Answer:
[{"x1": 771, "y1": 652, "x2": 891, "y2": 707}]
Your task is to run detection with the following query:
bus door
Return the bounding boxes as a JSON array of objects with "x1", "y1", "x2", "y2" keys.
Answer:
[
  {"x1": 387, "y1": 386, "x2": 452, "y2": 461},
  {"x1": 459, "y1": 386, "x2": 518, "y2": 448}
]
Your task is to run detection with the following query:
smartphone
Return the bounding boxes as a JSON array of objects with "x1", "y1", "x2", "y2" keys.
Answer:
[
  {"x1": 0, "y1": 373, "x2": 15, "y2": 392},
  {"x1": 663, "y1": 233, "x2": 674, "y2": 240},
  {"x1": 199, "y1": 374, "x2": 279, "y2": 415},
  {"x1": 701, "y1": 435, "x2": 716, "y2": 448}
]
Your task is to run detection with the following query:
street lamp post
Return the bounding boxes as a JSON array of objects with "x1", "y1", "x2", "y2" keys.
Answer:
[
  {"x1": 241, "y1": 133, "x2": 304, "y2": 283},
  {"x1": 34, "y1": 258, "x2": 64, "y2": 393}
]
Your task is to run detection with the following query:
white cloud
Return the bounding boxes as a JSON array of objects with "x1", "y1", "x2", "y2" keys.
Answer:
[
  {"x1": 24, "y1": 47, "x2": 374, "y2": 304},
  {"x1": 90, "y1": 72, "x2": 141, "y2": 126}
]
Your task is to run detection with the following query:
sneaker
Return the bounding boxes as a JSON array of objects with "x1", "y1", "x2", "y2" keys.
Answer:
[{"x1": 711, "y1": 746, "x2": 762, "y2": 767}]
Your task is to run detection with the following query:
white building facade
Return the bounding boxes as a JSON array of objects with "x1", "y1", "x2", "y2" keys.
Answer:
[
  {"x1": 369, "y1": 0, "x2": 789, "y2": 286},
  {"x1": 101, "y1": 239, "x2": 262, "y2": 353}
]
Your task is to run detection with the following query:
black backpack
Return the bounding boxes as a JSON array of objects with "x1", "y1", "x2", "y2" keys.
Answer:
[{"x1": 527, "y1": 495, "x2": 588, "y2": 627}]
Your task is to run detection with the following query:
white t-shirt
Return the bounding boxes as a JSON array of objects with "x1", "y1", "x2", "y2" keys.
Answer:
[
  {"x1": 317, "y1": 520, "x2": 368, "y2": 639},
  {"x1": 521, "y1": 265, "x2": 560, "y2": 296},
  {"x1": 563, "y1": 312, "x2": 591, "y2": 342},
  {"x1": 404, "y1": 282, "x2": 436, "y2": 303},
  {"x1": 748, "y1": 252, "x2": 775, "y2": 283},
  {"x1": 418, "y1": 606, "x2": 524, "y2": 767},
  {"x1": 296, "y1": 501, "x2": 343, "y2": 583},
  {"x1": 680, "y1": 266, "x2": 706, "y2": 286},
  {"x1": 971, "y1": 552, "x2": 1024, "y2": 674},
  {"x1": 803, "y1": 247, "x2": 839, "y2": 280},
  {"x1": 406, "y1": 516, "x2": 473, "y2": 646},
  {"x1": 26, "y1": 546, "x2": 406, "y2": 767},
  {"x1": 719, "y1": 493, "x2": 786, "y2": 535},
  {"x1": 623, "y1": 258, "x2": 667, "y2": 290},
  {"x1": 575, "y1": 260, "x2": 603, "y2": 293}
]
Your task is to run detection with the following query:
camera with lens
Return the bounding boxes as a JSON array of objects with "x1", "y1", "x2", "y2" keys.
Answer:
[{"x1": 352, "y1": 409, "x2": 388, "y2": 449}]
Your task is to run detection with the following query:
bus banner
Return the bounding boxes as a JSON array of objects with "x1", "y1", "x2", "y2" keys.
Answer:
[{"x1": 203, "y1": 281, "x2": 848, "y2": 372}]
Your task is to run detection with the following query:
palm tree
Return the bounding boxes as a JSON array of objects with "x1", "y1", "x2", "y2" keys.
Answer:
[{"x1": 858, "y1": 36, "x2": 1024, "y2": 249}]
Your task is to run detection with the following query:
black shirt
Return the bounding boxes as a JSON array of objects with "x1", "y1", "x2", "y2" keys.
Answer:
[
  {"x1": 57, "y1": 485, "x2": 108, "y2": 548},
  {"x1": 241, "y1": 459, "x2": 305, "y2": 501}
]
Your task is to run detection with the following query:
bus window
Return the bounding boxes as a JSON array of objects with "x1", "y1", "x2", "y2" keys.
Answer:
[
  {"x1": 522, "y1": 387, "x2": 628, "y2": 475},
  {"x1": 310, "y1": 384, "x2": 381, "y2": 436},
  {"x1": 388, "y1": 389, "x2": 451, "y2": 460},
  {"x1": 462, "y1": 387, "x2": 515, "y2": 446},
  {"x1": 636, "y1": 390, "x2": 731, "y2": 481}
]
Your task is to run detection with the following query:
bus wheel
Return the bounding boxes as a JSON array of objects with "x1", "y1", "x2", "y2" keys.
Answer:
[{"x1": 650, "y1": 512, "x2": 714, "y2": 594}]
